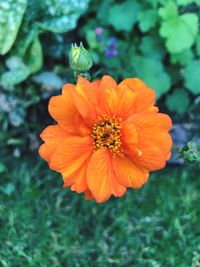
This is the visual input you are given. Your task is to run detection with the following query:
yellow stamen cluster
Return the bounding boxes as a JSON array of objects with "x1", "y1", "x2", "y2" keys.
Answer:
[{"x1": 91, "y1": 116, "x2": 122, "y2": 156}]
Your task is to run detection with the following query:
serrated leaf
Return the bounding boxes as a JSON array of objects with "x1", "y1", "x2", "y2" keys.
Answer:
[
  {"x1": 133, "y1": 57, "x2": 171, "y2": 98},
  {"x1": 38, "y1": 0, "x2": 90, "y2": 33},
  {"x1": 170, "y1": 49, "x2": 194, "y2": 65},
  {"x1": 138, "y1": 10, "x2": 158, "y2": 32},
  {"x1": 25, "y1": 37, "x2": 43, "y2": 73},
  {"x1": 108, "y1": 0, "x2": 141, "y2": 31},
  {"x1": 159, "y1": 12, "x2": 198, "y2": 53},
  {"x1": 0, "y1": 0, "x2": 27, "y2": 55},
  {"x1": 183, "y1": 60, "x2": 200, "y2": 94},
  {"x1": 166, "y1": 89, "x2": 190, "y2": 114}
]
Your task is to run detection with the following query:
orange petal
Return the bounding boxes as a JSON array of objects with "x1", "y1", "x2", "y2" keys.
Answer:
[
  {"x1": 87, "y1": 148, "x2": 126, "y2": 203},
  {"x1": 48, "y1": 84, "x2": 89, "y2": 136},
  {"x1": 125, "y1": 113, "x2": 172, "y2": 131},
  {"x1": 118, "y1": 78, "x2": 158, "y2": 115},
  {"x1": 69, "y1": 162, "x2": 89, "y2": 193},
  {"x1": 49, "y1": 136, "x2": 93, "y2": 178},
  {"x1": 131, "y1": 141, "x2": 167, "y2": 171},
  {"x1": 140, "y1": 131, "x2": 172, "y2": 159},
  {"x1": 38, "y1": 125, "x2": 68, "y2": 162},
  {"x1": 99, "y1": 75, "x2": 118, "y2": 115},
  {"x1": 121, "y1": 121, "x2": 138, "y2": 146},
  {"x1": 119, "y1": 78, "x2": 147, "y2": 92},
  {"x1": 113, "y1": 156, "x2": 149, "y2": 188},
  {"x1": 124, "y1": 113, "x2": 172, "y2": 159},
  {"x1": 70, "y1": 76, "x2": 100, "y2": 126}
]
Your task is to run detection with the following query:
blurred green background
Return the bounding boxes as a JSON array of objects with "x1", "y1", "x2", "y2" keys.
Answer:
[{"x1": 0, "y1": 0, "x2": 200, "y2": 266}]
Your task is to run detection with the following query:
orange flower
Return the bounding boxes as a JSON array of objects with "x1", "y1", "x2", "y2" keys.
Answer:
[{"x1": 39, "y1": 76, "x2": 172, "y2": 203}]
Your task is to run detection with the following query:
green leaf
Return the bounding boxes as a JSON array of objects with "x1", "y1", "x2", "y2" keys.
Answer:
[
  {"x1": 170, "y1": 49, "x2": 194, "y2": 65},
  {"x1": 140, "y1": 36, "x2": 166, "y2": 60},
  {"x1": 0, "y1": 162, "x2": 6, "y2": 173},
  {"x1": 97, "y1": 0, "x2": 113, "y2": 25},
  {"x1": 1, "y1": 55, "x2": 31, "y2": 87},
  {"x1": 0, "y1": 0, "x2": 27, "y2": 55},
  {"x1": 38, "y1": 0, "x2": 90, "y2": 33},
  {"x1": 133, "y1": 57, "x2": 171, "y2": 98},
  {"x1": 145, "y1": 0, "x2": 160, "y2": 8},
  {"x1": 183, "y1": 60, "x2": 200, "y2": 94},
  {"x1": 0, "y1": 67, "x2": 31, "y2": 87},
  {"x1": 108, "y1": 0, "x2": 141, "y2": 31},
  {"x1": 159, "y1": 1, "x2": 178, "y2": 20},
  {"x1": 176, "y1": 0, "x2": 191, "y2": 5},
  {"x1": 166, "y1": 89, "x2": 190, "y2": 114},
  {"x1": 195, "y1": 35, "x2": 200, "y2": 56},
  {"x1": 138, "y1": 10, "x2": 158, "y2": 32},
  {"x1": 25, "y1": 37, "x2": 43, "y2": 73},
  {"x1": 160, "y1": 13, "x2": 198, "y2": 53}
]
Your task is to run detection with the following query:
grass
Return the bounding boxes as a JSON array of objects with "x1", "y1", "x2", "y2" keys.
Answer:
[{"x1": 0, "y1": 157, "x2": 200, "y2": 267}]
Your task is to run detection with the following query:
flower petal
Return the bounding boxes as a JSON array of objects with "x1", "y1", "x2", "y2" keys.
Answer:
[
  {"x1": 99, "y1": 75, "x2": 118, "y2": 115},
  {"x1": 50, "y1": 136, "x2": 93, "y2": 179},
  {"x1": 69, "y1": 162, "x2": 89, "y2": 193},
  {"x1": 48, "y1": 84, "x2": 89, "y2": 136},
  {"x1": 118, "y1": 78, "x2": 158, "y2": 115},
  {"x1": 69, "y1": 76, "x2": 100, "y2": 126},
  {"x1": 87, "y1": 148, "x2": 126, "y2": 203},
  {"x1": 131, "y1": 141, "x2": 167, "y2": 171},
  {"x1": 124, "y1": 113, "x2": 172, "y2": 160},
  {"x1": 113, "y1": 156, "x2": 149, "y2": 188},
  {"x1": 126, "y1": 113, "x2": 172, "y2": 131},
  {"x1": 38, "y1": 125, "x2": 68, "y2": 162}
]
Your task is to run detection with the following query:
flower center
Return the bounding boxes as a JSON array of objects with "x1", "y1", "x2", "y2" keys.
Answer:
[{"x1": 91, "y1": 116, "x2": 122, "y2": 155}]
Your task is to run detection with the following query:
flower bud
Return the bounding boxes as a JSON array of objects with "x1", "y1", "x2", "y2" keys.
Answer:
[{"x1": 69, "y1": 42, "x2": 93, "y2": 72}]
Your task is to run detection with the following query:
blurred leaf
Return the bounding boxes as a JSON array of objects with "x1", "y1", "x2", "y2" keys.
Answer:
[
  {"x1": 5, "y1": 56, "x2": 25, "y2": 70},
  {"x1": 166, "y1": 89, "x2": 190, "y2": 114},
  {"x1": 170, "y1": 49, "x2": 194, "y2": 65},
  {"x1": 0, "y1": 67, "x2": 31, "y2": 87},
  {"x1": 97, "y1": 0, "x2": 113, "y2": 24},
  {"x1": 9, "y1": 108, "x2": 25, "y2": 127},
  {"x1": 195, "y1": 35, "x2": 200, "y2": 56},
  {"x1": 108, "y1": 0, "x2": 141, "y2": 31},
  {"x1": 145, "y1": 0, "x2": 160, "y2": 8},
  {"x1": 2, "y1": 183, "x2": 15, "y2": 196},
  {"x1": 138, "y1": 10, "x2": 158, "y2": 33},
  {"x1": 32, "y1": 71, "x2": 64, "y2": 89},
  {"x1": 0, "y1": 0, "x2": 27, "y2": 55},
  {"x1": 140, "y1": 36, "x2": 166, "y2": 60},
  {"x1": 183, "y1": 60, "x2": 200, "y2": 94},
  {"x1": 37, "y1": 0, "x2": 90, "y2": 33},
  {"x1": 133, "y1": 57, "x2": 171, "y2": 98},
  {"x1": 1, "y1": 36, "x2": 43, "y2": 87},
  {"x1": 159, "y1": 1, "x2": 178, "y2": 20},
  {"x1": 176, "y1": 0, "x2": 191, "y2": 5},
  {"x1": 0, "y1": 162, "x2": 6, "y2": 173},
  {"x1": 159, "y1": 2, "x2": 198, "y2": 53},
  {"x1": 25, "y1": 37, "x2": 43, "y2": 73}
]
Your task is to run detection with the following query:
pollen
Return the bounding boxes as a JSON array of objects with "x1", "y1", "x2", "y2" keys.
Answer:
[{"x1": 91, "y1": 116, "x2": 122, "y2": 156}]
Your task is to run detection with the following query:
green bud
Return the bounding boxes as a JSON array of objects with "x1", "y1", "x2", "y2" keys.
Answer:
[{"x1": 69, "y1": 42, "x2": 93, "y2": 72}]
